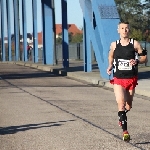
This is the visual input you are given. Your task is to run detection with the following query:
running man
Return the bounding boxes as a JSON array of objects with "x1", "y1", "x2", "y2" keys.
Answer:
[{"x1": 107, "y1": 21, "x2": 147, "y2": 141}]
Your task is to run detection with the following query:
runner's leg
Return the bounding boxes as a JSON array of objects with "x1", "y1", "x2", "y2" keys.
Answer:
[
  {"x1": 114, "y1": 84, "x2": 130, "y2": 141},
  {"x1": 125, "y1": 89, "x2": 135, "y2": 111}
]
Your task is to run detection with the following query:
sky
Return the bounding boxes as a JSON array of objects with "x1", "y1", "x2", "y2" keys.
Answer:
[{"x1": 0, "y1": 0, "x2": 83, "y2": 36}]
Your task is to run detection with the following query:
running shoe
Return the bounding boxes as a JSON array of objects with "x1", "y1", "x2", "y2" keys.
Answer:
[{"x1": 123, "y1": 130, "x2": 130, "y2": 142}]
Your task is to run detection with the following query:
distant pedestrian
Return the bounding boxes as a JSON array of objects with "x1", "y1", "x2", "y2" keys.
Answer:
[{"x1": 27, "y1": 44, "x2": 32, "y2": 60}]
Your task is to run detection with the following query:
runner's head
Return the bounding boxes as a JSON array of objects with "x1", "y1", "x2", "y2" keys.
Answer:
[{"x1": 117, "y1": 21, "x2": 130, "y2": 38}]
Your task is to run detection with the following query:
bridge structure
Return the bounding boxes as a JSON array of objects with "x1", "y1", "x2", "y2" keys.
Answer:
[{"x1": 0, "y1": 0, "x2": 120, "y2": 80}]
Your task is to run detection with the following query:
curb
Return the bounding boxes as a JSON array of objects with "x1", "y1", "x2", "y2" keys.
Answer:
[{"x1": 1, "y1": 61, "x2": 150, "y2": 98}]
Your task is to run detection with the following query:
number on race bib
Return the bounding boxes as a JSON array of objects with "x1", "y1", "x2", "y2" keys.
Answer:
[{"x1": 118, "y1": 59, "x2": 132, "y2": 70}]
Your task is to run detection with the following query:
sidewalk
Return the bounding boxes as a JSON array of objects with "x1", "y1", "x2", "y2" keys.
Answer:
[{"x1": 2, "y1": 60, "x2": 150, "y2": 97}]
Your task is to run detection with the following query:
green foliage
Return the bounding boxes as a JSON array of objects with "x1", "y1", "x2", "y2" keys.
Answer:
[
  {"x1": 68, "y1": 32, "x2": 73, "y2": 43},
  {"x1": 56, "y1": 33, "x2": 62, "y2": 44},
  {"x1": 114, "y1": 0, "x2": 150, "y2": 41},
  {"x1": 71, "y1": 33, "x2": 83, "y2": 43},
  {"x1": 130, "y1": 29, "x2": 143, "y2": 40},
  {"x1": 56, "y1": 32, "x2": 83, "y2": 44},
  {"x1": 147, "y1": 35, "x2": 150, "y2": 42}
]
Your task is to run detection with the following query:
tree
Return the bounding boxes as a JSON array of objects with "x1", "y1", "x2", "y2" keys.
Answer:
[
  {"x1": 56, "y1": 33, "x2": 62, "y2": 44},
  {"x1": 130, "y1": 29, "x2": 143, "y2": 41},
  {"x1": 114, "y1": 0, "x2": 149, "y2": 40},
  {"x1": 68, "y1": 32, "x2": 73, "y2": 43},
  {"x1": 56, "y1": 32, "x2": 83, "y2": 44},
  {"x1": 71, "y1": 33, "x2": 83, "y2": 43},
  {"x1": 143, "y1": 0, "x2": 150, "y2": 41},
  {"x1": 115, "y1": 0, "x2": 143, "y2": 28}
]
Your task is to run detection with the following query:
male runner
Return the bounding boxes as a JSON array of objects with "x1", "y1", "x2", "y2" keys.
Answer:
[{"x1": 107, "y1": 21, "x2": 147, "y2": 141}]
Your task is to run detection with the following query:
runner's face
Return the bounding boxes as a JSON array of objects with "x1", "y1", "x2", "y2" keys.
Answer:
[{"x1": 118, "y1": 23, "x2": 130, "y2": 38}]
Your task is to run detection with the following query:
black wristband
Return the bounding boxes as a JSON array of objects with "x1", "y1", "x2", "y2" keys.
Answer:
[{"x1": 136, "y1": 59, "x2": 139, "y2": 64}]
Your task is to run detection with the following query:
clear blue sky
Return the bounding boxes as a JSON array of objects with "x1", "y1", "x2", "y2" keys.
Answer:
[{"x1": 0, "y1": 0, "x2": 83, "y2": 36}]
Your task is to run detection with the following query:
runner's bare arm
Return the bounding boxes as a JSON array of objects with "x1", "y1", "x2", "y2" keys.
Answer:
[
  {"x1": 134, "y1": 40, "x2": 147, "y2": 64},
  {"x1": 108, "y1": 42, "x2": 115, "y2": 68}
]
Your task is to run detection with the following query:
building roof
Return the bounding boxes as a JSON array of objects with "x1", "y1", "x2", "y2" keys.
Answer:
[
  {"x1": 37, "y1": 24, "x2": 82, "y2": 44},
  {"x1": 56, "y1": 24, "x2": 82, "y2": 35},
  {"x1": 0, "y1": 24, "x2": 82, "y2": 45}
]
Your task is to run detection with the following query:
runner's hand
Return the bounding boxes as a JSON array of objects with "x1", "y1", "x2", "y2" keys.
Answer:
[
  {"x1": 130, "y1": 59, "x2": 138, "y2": 66},
  {"x1": 107, "y1": 66, "x2": 113, "y2": 75}
]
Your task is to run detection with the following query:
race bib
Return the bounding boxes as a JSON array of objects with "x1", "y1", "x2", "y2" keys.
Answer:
[{"x1": 118, "y1": 59, "x2": 132, "y2": 70}]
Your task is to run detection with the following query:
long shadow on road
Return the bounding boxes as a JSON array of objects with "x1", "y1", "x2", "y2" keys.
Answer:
[
  {"x1": 0, "y1": 63, "x2": 150, "y2": 81},
  {"x1": 0, "y1": 72, "x2": 59, "y2": 80},
  {"x1": 0, "y1": 120, "x2": 75, "y2": 135}
]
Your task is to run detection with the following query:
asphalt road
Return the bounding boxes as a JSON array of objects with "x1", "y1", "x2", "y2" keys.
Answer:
[{"x1": 0, "y1": 64, "x2": 150, "y2": 150}]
